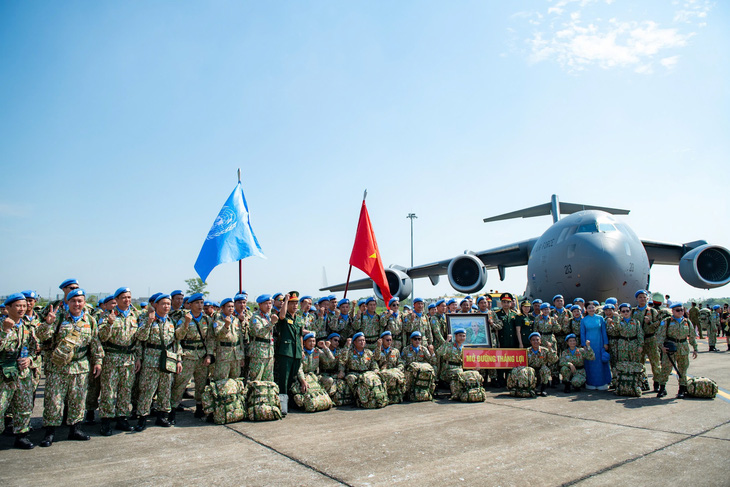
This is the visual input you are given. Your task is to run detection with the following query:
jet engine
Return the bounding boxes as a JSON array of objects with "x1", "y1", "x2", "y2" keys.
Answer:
[
  {"x1": 679, "y1": 244, "x2": 730, "y2": 288},
  {"x1": 373, "y1": 268, "x2": 413, "y2": 301},
  {"x1": 447, "y1": 253, "x2": 487, "y2": 294}
]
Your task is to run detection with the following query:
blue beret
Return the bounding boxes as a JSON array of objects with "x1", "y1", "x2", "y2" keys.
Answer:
[
  {"x1": 365, "y1": 297, "x2": 376, "y2": 304},
  {"x1": 552, "y1": 294, "x2": 563, "y2": 302},
  {"x1": 352, "y1": 332, "x2": 364, "y2": 340},
  {"x1": 550, "y1": 305, "x2": 555, "y2": 310},
  {"x1": 114, "y1": 287, "x2": 131, "y2": 298},
  {"x1": 436, "y1": 299, "x2": 445, "y2": 306},
  {"x1": 471, "y1": 305, "x2": 478, "y2": 310},
  {"x1": 67, "y1": 288, "x2": 86, "y2": 300},
  {"x1": 338, "y1": 299, "x2": 350, "y2": 307},
  {"x1": 59, "y1": 278, "x2": 78, "y2": 289},
  {"x1": 605, "y1": 297, "x2": 618, "y2": 305},
  {"x1": 565, "y1": 333, "x2": 576, "y2": 342},
  {"x1": 573, "y1": 298, "x2": 584, "y2": 303},
  {"x1": 140, "y1": 302, "x2": 148, "y2": 307},
  {"x1": 189, "y1": 293, "x2": 205, "y2": 303},
  {"x1": 388, "y1": 297, "x2": 399, "y2": 306},
  {"x1": 476, "y1": 296, "x2": 486, "y2": 303},
  {"x1": 220, "y1": 298, "x2": 233, "y2": 307},
  {"x1": 357, "y1": 298, "x2": 366, "y2": 306},
  {"x1": 272, "y1": 293, "x2": 284, "y2": 301},
  {"x1": 603, "y1": 304, "x2": 615, "y2": 310},
  {"x1": 300, "y1": 295, "x2": 312, "y2": 302},
  {"x1": 309, "y1": 306, "x2": 317, "y2": 312},
  {"x1": 713, "y1": 305, "x2": 721, "y2": 310},
  {"x1": 403, "y1": 305, "x2": 411, "y2": 310},
  {"x1": 413, "y1": 297, "x2": 424, "y2": 304},
  {"x1": 528, "y1": 332, "x2": 541, "y2": 340},
  {"x1": 532, "y1": 299, "x2": 543, "y2": 305},
  {"x1": 21, "y1": 290, "x2": 37, "y2": 300},
  {"x1": 619, "y1": 303, "x2": 631, "y2": 309},
  {"x1": 183, "y1": 297, "x2": 190, "y2": 304},
  {"x1": 327, "y1": 295, "x2": 336, "y2": 301},
  {"x1": 317, "y1": 297, "x2": 329, "y2": 305},
  {"x1": 410, "y1": 331, "x2": 422, "y2": 339},
  {"x1": 670, "y1": 302, "x2": 683, "y2": 309},
  {"x1": 149, "y1": 292, "x2": 162, "y2": 303},
  {"x1": 327, "y1": 333, "x2": 341, "y2": 340},
  {"x1": 540, "y1": 303, "x2": 549, "y2": 310},
  {"x1": 428, "y1": 303, "x2": 436, "y2": 310},
  {"x1": 380, "y1": 331, "x2": 391, "y2": 338},
  {"x1": 256, "y1": 294, "x2": 272, "y2": 304},
  {"x1": 460, "y1": 299, "x2": 468, "y2": 306},
  {"x1": 464, "y1": 295, "x2": 472, "y2": 299},
  {"x1": 446, "y1": 299, "x2": 456, "y2": 305},
  {"x1": 453, "y1": 328, "x2": 466, "y2": 335},
  {"x1": 203, "y1": 301, "x2": 212, "y2": 306},
  {"x1": 635, "y1": 289, "x2": 648, "y2": 298},
  {"x1": 154, "y1": 293, "x2": 171, "y2": 303},
  {"x1": 234, "y1": 293, "x2": 247, "y2": 301},
  {"x1": 591, "y1": 300, "x2": 599, "y2": 306},
  {"x1": 102, "y1": 295, "x2": 114, "y2": 304},
  {"x1": 303, "y1": 333, "x2": 315, "y2": 341},
  {"x1": 170, "y1": 290, "x2": 183, "y2": 297},
  {"x1": 4, "y1": 293, "x2": 26, "y2": 306},
  {"x1": 566, "y1": 304, "x2": 573, "y2": 310}
]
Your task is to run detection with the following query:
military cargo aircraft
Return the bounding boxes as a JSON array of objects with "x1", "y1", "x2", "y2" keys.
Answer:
[{"x1": 321, "y1": 195, "x2": 730, "y2": 304}]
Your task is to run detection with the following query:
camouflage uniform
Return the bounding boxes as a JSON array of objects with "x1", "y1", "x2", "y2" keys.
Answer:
[
  {"x1": 526, "y1": 346, "x2": 558, "y2": 386},
  {"x1": 98, "y1": 307, "x2": 139, "y2": 419},
  {"x1": 381, "y1": 311, "x2": 404, "y2": 351},
  {"x1": 134, "y1": 316, "x2": 178, "y2": 416},
  {"x1": 373, "y1": 345, "x2": 405, "y2": 403},
  {"x1": 699, "y1": 308, "x2": 712, "y2": 337},
  {"x1": 21, "y1": 312, "x2": 42, "y2": 401},
  {"x1": 401, "y1": 344, "x2": 437, "y2": 395},
  {"x1": 533, "y1": 314, "x2": 560, "y2": 381},
  {"x1": 171, "y1": 313, "x2": 215, "y2": 406},
  {"x1": 436, "y1": 341, "x2": 463, "y2": 383},
  {"x1": 655, "y1": 316, "x2": 698, "y2": 387},
  {"x1": 551, "y1": 308, "x2": 572, "y2": 354},
  {"x1": 709, "y1": 311, "x2": 720, "y2": 349},
  {"x1": 559, "y1": 346, "x2": 595, "y2": 388},
  {"x1": 352, "y1": 312, "x2": 382, "y2": 351},
  {"x1": 211, "y1": 314, "x2": 247, "y2": 381},
  {"x1": 402, "y1": 312, "x2": 433, "y2": 348},
  {"x1": 632, "y1": 306, "x2": 661, "y2": 385},
  {"x1": 340, "y1": 348, "x2": 379, "y2": 391},
  {"x1": 615, "y1": 317, "x2": 644, "y2": 363},
  {"x1": 605, "y1": 314, "x2": 621, "y2": 385},
  {"x1": 569, "y1": 317, "x2": 582, "y2": 342},
  {"x1": 248, "y1": 311, "x2": 276, "y2": 382},
  {"x1": 298, "y1": 345, "x2": 333, "y2": 378},
  {"x1": 327, "y1": 312, "x2": 352, "y2": 341},
  {"x1": 318, "y1": 345, "x2": 348, "y2": 402},
  {"x1": 0, "y1": 321, "x2": 39, "y2": 433},
  {"x1": 429, "y1": 313, "x2": 449, "y2": 351},
  {"x1": 37, "y1": 312, "x2": 104, "y2": 427}
]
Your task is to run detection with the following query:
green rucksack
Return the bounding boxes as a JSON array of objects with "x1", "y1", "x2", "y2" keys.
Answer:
[
  {"x1": 202, "y1": 378, "x2": 247, "y2": 425},
  {"x1": 354, "y1": 371, "x2": 388, "y2": 409},
  {"x1": 246, "y1": 380, "x2": 282, "y2": 421}
]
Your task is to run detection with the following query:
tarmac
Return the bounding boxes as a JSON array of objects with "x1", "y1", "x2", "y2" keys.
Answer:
[{"x1": 2, "y1": 338, "x2": 729, "y2": 487}]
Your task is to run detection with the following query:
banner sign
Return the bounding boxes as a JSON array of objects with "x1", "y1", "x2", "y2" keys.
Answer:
[{"x1": 462, "y1": 348, "x2": 527, "y2": 369}]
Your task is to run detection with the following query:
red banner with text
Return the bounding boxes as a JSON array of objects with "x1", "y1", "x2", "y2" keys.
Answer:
[{"x1": 463, "y1": 348, "x2": 528, "y2": 369}]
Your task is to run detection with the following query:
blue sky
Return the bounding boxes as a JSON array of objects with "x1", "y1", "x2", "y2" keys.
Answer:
[{"x1": 1, "y1": 0, "x2": 728, "y2": 302}]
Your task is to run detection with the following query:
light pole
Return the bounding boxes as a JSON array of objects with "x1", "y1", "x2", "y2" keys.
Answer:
[{"x1": 406, "y1": 213, "x2": 417, "y2": 304}]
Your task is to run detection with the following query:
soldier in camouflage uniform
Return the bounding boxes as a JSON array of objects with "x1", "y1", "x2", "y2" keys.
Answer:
[
  {"x1": 656, "y1": 302, "x2": 699, "y2": 398},
  {"x1": 318, "y1": 333, "x2": 351, "y2": 404},
  {"x1": 559, "y1": 334, "x2": 595, "y2": 392},
  {"x1": 20, "y1": 290, "x2": 42, "y2": 409},
  {"x1": 373, "y1": 331, "x2": 406, "y2": 403},
  {"x1": 612, "y1": 303, "x2": 645, "y2": 396},
  {"x1": 699, "y1": 306, "x2": 712, "y2": 344},
  {"x1": 430, "y1": 299, "x2": 449, "y2": 351},
  {"x1": 708, "y1": 305, "x2": 721, "y2": 352},
  {"x1": 211, "y1": 298, "x2": 247, "y2": 381},
  {"x1": 533, "y1": 303, "x2": 561, "y2": 385},
  {"x1": 401, "y1": 331, "x2": 437, "y2": 398},
  {"x1": 0, "y1": 294, "x2": 39, "y2": 449},
  {"x1": 340, "y1": 332, "x2": 380, "y2": 392},
  {"x1": 297, "y1": 333, "x2": 334, "y2": 379},
  {"x1": 352, "y1": 297, "x2": 382, "y2": 351},
  {"x1": 234, "y1": 292, "x2": 252, "y2": 378},
  {"x1": 248, "y1": 294, "x2": 278, "y2": 382},
  {"x1": 171, "y1": 292, "x2": 215, "y2": 419},
  {"x1": 328, "y1": 298, "x2": 352, "y2": 341},
  {"x1": 436, "y1": 328, "x2": 465, "y2": 386},
  {"x1": 37, "y1": 288, "x2": 103, "y2": 447},
  {"x1": 551, "y1": 297, "x2": 572, "y2": 355},
  {"x1": 603, "y1": 304, "x2": 620, "y2": 387},
  {"x1": 98, "y1": 287, "x2": 139, "y2": 436},
  {"x1": 85, "y1": 294, "x2": 116, "y2": 425},
  {"x1": 632, "y1": 290, "x2": 662, "y2": 392},
  {"x1": 169, "y1": 290, "x2": 186, "y2": 324},
  {"x1": 134, "y1": 294, "x2": 181, "y2": 431},
  {"x1": 297, "y1": 295, "x2": 316, "y2": 335},
  {"x1": 569, "y1": 306, "x2": 583, "y2": 340},
  {"x1": 402, "y1": 298, "x2": 433, "y2": 349},
  {"x1": 525, "y1": 332, "x2": 558, "y2": 396},
  {"x1": 381, "y1": 298, "x2": 404, "y2": 351}
]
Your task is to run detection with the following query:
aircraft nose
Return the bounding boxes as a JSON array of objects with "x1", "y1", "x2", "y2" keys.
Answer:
[{"x1": 572, "y1": 233, "x2": 624, "y2": 292}]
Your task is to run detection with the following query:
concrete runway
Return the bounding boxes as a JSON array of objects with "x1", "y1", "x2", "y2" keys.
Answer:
[{"x1": 2, "y1": 338, "x2": 729, "y2": 487}]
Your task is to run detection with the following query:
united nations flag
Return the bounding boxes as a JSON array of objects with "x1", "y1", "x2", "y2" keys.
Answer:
[{"x1": 194, "y1": 181, "x2": 266, "y2": 282}]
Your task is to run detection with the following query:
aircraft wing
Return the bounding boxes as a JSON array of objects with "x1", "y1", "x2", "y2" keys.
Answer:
[
  {"x1": 642, "y1": 239, "x2": 707, "y2": 265},
  {"x1": 320, "y1": 237, "x2": 538, "y2": 292}
]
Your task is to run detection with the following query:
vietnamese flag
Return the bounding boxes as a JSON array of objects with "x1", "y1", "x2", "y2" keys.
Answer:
[{"x1": 349, "y1": 199, "x2": 393, "y2": 307}]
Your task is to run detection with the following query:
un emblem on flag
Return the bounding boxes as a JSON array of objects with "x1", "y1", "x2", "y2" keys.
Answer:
[{"x1": 206, "y1": 206, "x2": 238, "y2": 240}]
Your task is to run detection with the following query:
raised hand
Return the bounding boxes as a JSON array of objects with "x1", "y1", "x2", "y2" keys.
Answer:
[
  {"x1": 317, "y1": 340, "x2": 325, "y2": 349},
  {"x1": 45, "y1": 304, "x2": 57, "y2": 324},
  {"x1": 2, "y1": 318, "x2": 14, "y2": 332},
  {"x1": 107, "y1": 309, "x2": 117, "y2": 324}
]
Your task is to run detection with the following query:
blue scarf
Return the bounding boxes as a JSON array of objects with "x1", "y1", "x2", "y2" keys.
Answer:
[
  {"x1": 412, "y1": 346, "x2": 420, "y2": 354},
  {"x1": 70, "y1": 311, "x2": 85, "y2": 324},
  {"x1": 414, "y1": 312, "x2": 422, "y2": 318},
  {"x1": 382, "y1": 346, "x2": 391, "y2": 355},
  {"x1": 116, "y1": 306, "x2": 130, "y2": 318},
  {"x1": 304, "y1": 347, "x2": 314, "y2": 355},
  {"x1": 155, "y1": 313, "x2": 167, "y2": 324}
]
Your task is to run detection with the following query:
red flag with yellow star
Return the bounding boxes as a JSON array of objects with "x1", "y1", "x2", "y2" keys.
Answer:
[{"x1": 349, "y1": 199, "x2": 393, "y2": 306}]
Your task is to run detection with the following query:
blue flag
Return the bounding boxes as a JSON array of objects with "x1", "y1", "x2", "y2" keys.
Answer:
[{"x1": 194, "y1": 182, "x2": 266, "y2": 282}]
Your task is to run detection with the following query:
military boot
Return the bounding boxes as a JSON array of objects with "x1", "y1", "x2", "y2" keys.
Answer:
[
  {"x1": 14, "y1": 432, "x2": 35, "y2": 450},
  {"x1": 115, "y1": 416, "x2": 133, "y2": 432},
  {"x1": 193, "y1": 403, "x2": 205, "y2": 418},
  {"x1": 155, "y1": 411, "x2": 171, "y2": 427},
  {"x1": 538, "y1": 384, "x2": 548, "y2": 397},
  {"x1": 167, "y1": 410, "x2": 176, "y2": 425},
  {"x1": 2, "y1": 416, "x2": 13, "y2": 436},
  {"x1": 68, "y1": 422, "x2": 90, "y2": 441},
  {"x1": 656, "y1": 384, "x2": 667, "y2": 398},
  {"x1": 100, "y1": 418, "x2": 113, "y2": 436},
  {"x1": 39, "y1": 426, "x2": 55, "y2": 447},
  {"x1": 652, "y1": 381, "x2": 659, "y2": 393},
  {"x1": 134, "y1": 415, "x2": 147, "y2": 432},
  {"x1": 676, "y1": 385, "x2": 687, "y2": 399},
  {"x1": 563, "y1": 381, "x2": 571, "y2": 393},
  {"x1": 83, "y1": 410, "x2": 96, "y2": 425}
]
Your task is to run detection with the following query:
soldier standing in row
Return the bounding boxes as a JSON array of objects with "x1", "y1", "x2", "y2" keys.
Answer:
[
  {"x1": 381, "y1": 298, "x2": 404, "y2": 351},
  {"x1": 353, "y1": 297, "x2": 382, "y2": 351},
  {"x1": 633, "y1": 290, "x2": 661, "y2": 392},
  {"x1": 211, "y1": 297, "x2": 247, "y2": 381},
  {"x1": 248, "y1": 295, "x2": 278, "y2": 382},
  {"x1": 275, "y1": 293, "x2": 304, "y2": 407},
  {"x1": 656, "y1": 302, "x2": 698, "y2": 398},
  {"x1": 403, "y1": 298, "x2": 432, "y2": 348}
]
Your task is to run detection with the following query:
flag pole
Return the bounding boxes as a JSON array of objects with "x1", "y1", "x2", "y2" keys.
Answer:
[
  {"x1": 237, "y1": 168, "x2": 243, "y2": 293},
  {"x1": 343, "y1": 190, "x2": 367, "y2": 299}
]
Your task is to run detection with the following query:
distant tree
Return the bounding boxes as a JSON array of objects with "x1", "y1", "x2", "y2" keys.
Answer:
[{"x1": 185, "y1": 277, "x2": 209, "y2": 297}]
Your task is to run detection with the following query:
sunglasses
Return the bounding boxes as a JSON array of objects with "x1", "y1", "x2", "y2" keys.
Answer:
[
  {"x1": 620, "y1": 309, "x2": 631, "y2": 313},
  {"x1": 673, "y1": 308, "x2": 684, "y2": 312},
  {"x1": 412, "y1": 337, "x2": 422, "y2": 341}
]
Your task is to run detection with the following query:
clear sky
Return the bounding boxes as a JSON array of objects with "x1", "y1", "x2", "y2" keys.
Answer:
[{"x1": 1, "y1": 0, "x2": 728, "y2": 303}]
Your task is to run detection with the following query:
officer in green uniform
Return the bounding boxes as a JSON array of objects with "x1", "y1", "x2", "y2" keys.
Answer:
[
  {"x1": 495, "y1": 293, "x2": 522, "y2": 387},
  {"x1": 275, "y1": 292, "x2": 304, "y2": 414}
]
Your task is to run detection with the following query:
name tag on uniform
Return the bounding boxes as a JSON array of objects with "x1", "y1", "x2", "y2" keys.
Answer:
[{"x1": 287, "y1": 319, "x2": 293, "y2": 324}]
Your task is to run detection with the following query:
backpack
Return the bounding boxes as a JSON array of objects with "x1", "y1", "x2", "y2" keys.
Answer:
[
  {"x1": 354, "y1": 371, "x2": 388, "y2": 409},
  {"x1": 245, "y1": 381, "x2": 282, "y2": 421},
  {"x1": 202, "y1": 378, "x2": 247, "y2": 425},
  {"x1": 614, "y1": 361, "x2": 643, "y2": 398},
  {"x1": 378, "y1": 368, "x2": 406, "y2": 405},
  {"x1": 507, "y1": 366, "x2": 536, "y2": 398},
  {"x1": 452, "y1": 370, "x2": 486, "y2": 402},
  {"x1": 290, "y1": 373, "x2": 333, "y2": 412},
  {"x1": 407, "y1": 362, "x2": 436, "y2": 402},
  {"x1": 686, "y1": 377, "x2": 718, "y2": 399}
]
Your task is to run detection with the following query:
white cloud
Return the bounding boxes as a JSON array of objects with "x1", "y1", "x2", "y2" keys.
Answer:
[{"x1": 660, "y1": 55, "x2": 679, "y2": 68}]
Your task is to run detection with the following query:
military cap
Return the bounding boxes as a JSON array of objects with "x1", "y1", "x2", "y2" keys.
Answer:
[
  {"x1": 234, "y1": 293, "x2": 247, "y2": 302},
  {"x1": 428, "y1": 303, "x2": 436, "y2": 310},
  {"x1": 410, "y1": 331, "x2": 422, "y2": 339},
  {"x1": 220, "y1": 298, "x2": 233, "y2": 307},
  {"x1": 605, "y1": 297, "x2": 618, "y2": 305},
  {"x1": 635, "y1": 289, "x2": 648, "y2": 298},
  {"x1": 670, "y1": 302, "x2": 683, "y2": 309},
  {"x1": 471, "y1": 305, "x2": 478, "y2": 310},
  {"x1": 114, "y1": 287, "x2": 131, "y2": 298},
  {"x1": 591, "y1": 300, "x2": 599, "y2": 306},
  {"x1": 436, "y1": 299, "x2": 446, "y2": 306},
  {"x1": 59, "y1": 278, "x2": 78, "y2": 289},
  {"x1": 566, "y1": 304, "x2": 573, "y2": 310},
  {"x1": 380, "y1": 331, "x2": 391, "y2": 338},
  {"x1": 413, "y1": 297, "x2": 424, "y2": 304},
  {"x1": 464, "y1": 295, "x2": 472, "y2": 300},
  {"x1": 154, "y1": 293, "x2": 171, "y2": 303},
  {"x1": 365, "y1": 297, "x2": 376, "y2": 304},
  {"x1": 528, "y1": 331, "x2": 541, "y2": 340},
  {"x1": 388, "y1": 297, "x2": 399, "y2": 306},
  {"x1": 256, "y1": 294, "x2": 272, "y2": 304},
  {"x1": 713, "y1": 305, "x2": 721, "y2": 310},
  {"x1": 453, "y1": 328, "x2": 466, "y2": 335},
  {"x1": 573, "y1": 297, "x2": 584, "y2": 303},
  {"x1": 309, "y1": 306, "x2": 317, "y2": 312},
  {"x1": 317, "y1": 297, "x2": 329, "y2": 305},
  {"x1": 4, "y1": 293, "x2": 26, "y2": 306},
  {"x1": 67, "y1": 288, "x2": 86, "y2": 300},
  {"x1": 272, "y1": 293, "x2": 284, "y2": 301},
  {"x1": 603, "y1": 304, "x2": 615, "y2": 310},
  {"x1": 188, "y1": 293, "x2": 205, "y2": 303},
  {"x1": 500, "y1": 293, "x2": 513, "y2": 301},
  {"x1": 203, "y1": 300, "x2": 212, "y2": 307},
  {"x1": 327, "y1": 332, "x2": 341, "y2": 340},
  {"x1": 520, "y1": 300, "x2": 531, "y2": 306},
  {"x1": 565, "y1": 333, "x2": 576, "y2": 342},
  {"x1": 21, "y1": 290, "x2": 37, "y2": 300},
  {"x1": 532, "y1": 299, "x2": 543, "y2": 305},
  {"x1": 352, "y1": 332, "x2": 364, "y2": 340},
  {"x1": 619, "y1": 302, "x2": 631, "y2": 310},
  {"x1": 550, "y1": 305, "x2": 555, "y2": 309},
  {"x1": 552, "y1": 294, "x2": 563, "y2": 302},
  {"x1": 540, "y1": 303, "x2": 549, "y2": 310},
  {"x1": 170, "y1": 290, "x2": 183, "y2": 297},
  {"x1": 337, "y1": 298, "x2": 349, "y2": 307},
  {"x1": 287, "y1": 291, "x2": 299, "y2": 302},
  {"x1": 303, "y1": 332, "x2": 315, "y2": 341}
]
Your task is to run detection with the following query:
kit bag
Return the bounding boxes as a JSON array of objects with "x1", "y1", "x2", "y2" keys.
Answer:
[
  {"x1": 202, "y1": 378, "x2": 247, "y2": 424},
  {"x1": 246, "y1": 380, "x2": 282, "y2": 421},
  {"x1": 507, "y1": 366, "x2": 536, "y2": 398},
  {"x1": 686, "y1": 377, "x2": 718, "y2": 399}
]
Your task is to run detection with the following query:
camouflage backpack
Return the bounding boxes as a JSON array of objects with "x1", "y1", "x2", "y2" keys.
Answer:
[
  {"x1": 354, "y1": 371, "x2": 388, "y2": 409},
  {"x1": 202, "y1": 378, "x2": 247, "y2": 425},
  {"x1": 378, "y1": 368, "x2": 406, "y2": 405},
  {"x1": 452, "y1": 370, "x2": 486, "y2": 402},
  {"x1": 245, "y1": 380, "x2": 282, "y2": 421},
  {"x1": 327, "y1": 377, "x2": 354, "y2": 406},
  {"x1": 290, "y1": 373, "x2": 333, "y2": 412},
  {"x1": 507, "y1": 366, "x2": 536, "y2": 398},
  {"x1": 686, "y1": 377, "x2": 718, "y2": 399},
  {"x1": 614, "y1": 361, "x2": 643, "y2": 397},
  {"x1": 408, "y1": 362, "x2": 435, "y2": 402}
]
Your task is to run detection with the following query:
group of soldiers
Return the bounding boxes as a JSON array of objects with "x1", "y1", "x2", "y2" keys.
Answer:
[
  {"x1": 688, "y1": 302, "x2": 729, "y2": 352},
  {"x1": 0, "y1": 277, "x2": 717, "y2": 450}
]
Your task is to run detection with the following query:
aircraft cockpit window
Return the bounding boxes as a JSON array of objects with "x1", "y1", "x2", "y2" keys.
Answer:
[
  {"x1": 557, "y1": 226, "x2": 571, "y2": 243},
  {"x1": 599, "y1": 223, "x2": 616, "y2": 232},
  {"x1": 576, "y1": 222, "x2": 599, "y2": 233}
]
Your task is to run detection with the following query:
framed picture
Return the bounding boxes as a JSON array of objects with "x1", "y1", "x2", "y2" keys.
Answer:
[{"x1": 446, "y1": 313, "x2": 492, "y2": 347}]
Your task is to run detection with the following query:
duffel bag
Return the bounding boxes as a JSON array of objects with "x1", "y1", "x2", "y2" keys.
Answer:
[
  {"x1": 202, "y1": 378, "x2": 247, "y2": 425},
  {"x1": 507, "y1": 366, "x2": 536, "y2": 398},
  {"x1": 686, "y1": 377, "x2": 718, "y2": 399},
  {"x1": 245, "y1": 380, "x2": 282, "y2": 421}
]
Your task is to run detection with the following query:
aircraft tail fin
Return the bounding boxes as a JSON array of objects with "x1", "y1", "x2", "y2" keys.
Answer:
[{"x1": 484, "y1": 195, "x2": 630, "y2": 224}]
